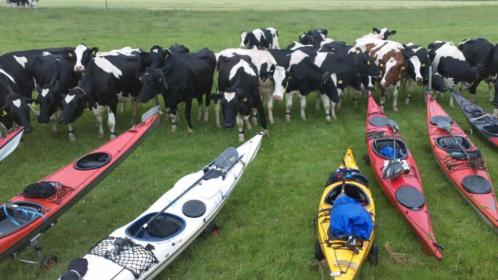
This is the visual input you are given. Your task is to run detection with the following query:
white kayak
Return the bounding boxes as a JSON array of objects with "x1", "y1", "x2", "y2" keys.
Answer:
[
  {"x1": 59, "y1": 132, "x2": 264, "y2": 280},
  {"x1": 0, "y1": 127, "x2": 23, "y2": 162}
]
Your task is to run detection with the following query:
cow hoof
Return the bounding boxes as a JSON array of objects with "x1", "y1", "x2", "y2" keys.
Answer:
[
  {"x1": 110, "y1": 134, "x2": 116, "y2": 140},
  {"x1": 405, "y1": 98, "x2": 410, "y2": 105},
  {"x1": 285, "y1": 115, "x2": 291, "y2": 122},
  {"x1": 238, "y1": 134, "x2": 245, "y2": 142},
  {"x1": 187, "y1": 127, "x2": 193, "y2": 133},
  {"x1": 325, "y1": 116, "x2": 331, "y2": 122},
  {"x1": 171, "y1": 125, "x2": 177, "y2": 133},
  {"x1": 263, "y1": 129, "x2": 270, "y2": 137}
]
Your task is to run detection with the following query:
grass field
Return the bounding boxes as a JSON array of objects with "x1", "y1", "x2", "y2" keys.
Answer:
[{"x1": 0, "y1": 2, "x2": 498, "y2": 280}]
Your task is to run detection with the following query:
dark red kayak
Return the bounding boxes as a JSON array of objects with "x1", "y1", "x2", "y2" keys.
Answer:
[
  {"x1": 450, "y1": 90, "x2": 498, "y2": 148},
  {"x1": 427, "y1": 95, "x2": 498, "y2": 231},
  {"x1": 0, "y1": 107, "x2": 160, "y2": 262},
  {"x1": 365, "y1": 92, "x2": 443, "y2": 260},
  {"x1": 0, "y1": 127, "x2": 24, "y2": 162}
]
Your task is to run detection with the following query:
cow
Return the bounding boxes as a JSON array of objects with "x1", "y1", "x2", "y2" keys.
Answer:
[
  {"x1": 6, "y1": 0, "x2": 37, "y2": 8},
  {"x1": 353, "y1": 39, "x2": 406, "y2": 111},
  {"x1": 400, "y1": 43, "x2": 429, "y2": 103},
  {"x1": 30, "y1": 54, "x2": 80, "y2": 139},
  {"x1": 73, "y1": 43, "x2": 99, "y2": 72},
  {"x1": 371, "y1": 27, "x2": 397, "y2": 40},
  {"x1": 0, "y1": 70, "x2": 32, "y2": 133},
  {"x1": 429, "y1": 41, "x2": 484, "y2": 102},
  {"x1": 240, "y1": 27, "x2": 280, "y2": 49},
  {"x1": 458, "y1": 38, "x2": 497, "y2": 101},
  {"x1": 211, "y1": 55, "x2": 267, "y2": 142},
  {"x1": 314, "y1": 49, "x2": 381, "y2": 117},
  {"x1": 298, "y1": 29, "x2": 329, "y2": 47},
  {"x1": 59, "y1": 50, "x2": 148, "y2": 139},
  {"x1": 217, "y1": 48, "x2": 287, "y2": 124},
  {"x1": 137, "y1": 48, "x2": 216, "y2": 132}
]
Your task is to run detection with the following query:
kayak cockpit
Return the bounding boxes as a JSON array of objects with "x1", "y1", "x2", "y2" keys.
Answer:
[
  {"x1": 372, "y1": 138, "x2": 408, "y2": 160},
  {"x1": 0, "y1": 202, "x2": 45, "y2": 238},
  {"x1": 325, "y1": 184, "x2": 370, "y2": 206},
  {"x1": 74, "y1": 152, "x2": 111, "y2": 170},
  {"x1": 436, "y1": 136, "x2": 471, "y2": 152},
  {"x1": 483, "y1": 124, "x2": 498, "y2": 136},
  {"x1": 126, "y1": 213, "x2": 186, "y2": 241}
]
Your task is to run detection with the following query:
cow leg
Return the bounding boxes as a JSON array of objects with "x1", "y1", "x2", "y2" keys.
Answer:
[
  {"x1": 215, "y1": 101, "x2": 221, "y2": 128},
  {"x1": 380, "y1": 88, "x2": 386, "y2": 111},
  {"x1": 489, "y1": 81, "x2": 495, "y2": 102},
  {"x1": 197, "y1": 98, "x2": 203, "y2": 121},
  {"x1": 50, "y1": 111, "x2": 58, "y2": 134},
  {"x1": 236, "y1": 114, "x2": 244, "y2": 142},
  {"x1": 405, "y1": 80, "x2": 412, "y2": 105},
  {"x1": 392, "y1": 83, "x2": 400, "y2": 112},
  {"x1": 315, "y1": 97, "x2": 321, "y2": 112},
  {"x1": 92, "y1": 104, "x2": 105, "y2": 137},
  {"x1": 28, "y1": 103, "x2": 39, "y2": 117},
  {"x1": 321, "y1": 94, "x2": 332, "y2": 121},
  {"x1": 185, "y1": 99, "x2": 193, "y2": 133},
  {"x1": 131, "y1": 99, "x2": 139, "y2": 125},
  {"x1": 107, "y1": 106, "x2": 117, "y2": 139},
  {"x1": 493, "y1": 80, "x2": 498, "y2": 117},
  {"x1": 251, "y1": 108, "x2": 258, "y2": 126},
  {"x1": 170, "y1": 108, "x2": 178, "y2": 133},
  {"x1": 244, "y1": 115, "x2": 252, "y2": 130},
  {"x1": 299, "y1": 94, "x2": 307, "y2": 121},
  {"x1": 285, "y1": 92, "x2": 293, "y2": 122},
  {"x1": 267, "y1": 96, "x2": 274, "y2": 124},
  {"x1": 67, "y1": 124, "x2": 76, "y2": 142},
  {"x1": 203, "y1": 95, "x2": 210, "y2": 122}
]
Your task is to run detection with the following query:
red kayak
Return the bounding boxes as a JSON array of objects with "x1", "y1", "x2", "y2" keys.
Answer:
[
  {"x1": 365, "y1": 92, "x2": 443, "y2": 260},
  {"x1": 0, "y1": 107, "x2": 160, "y2": 263},
  {"x1": 427, "y1": 95, "x2": 498, "y2": 231},
  {"x1": 0, "y1": 127, "x2": 24, "y2": 162}
]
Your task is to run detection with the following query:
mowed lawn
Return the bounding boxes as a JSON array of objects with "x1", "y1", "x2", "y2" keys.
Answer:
[{"x1": 0, "y1": 4, "x2": 498, "y2": 280}]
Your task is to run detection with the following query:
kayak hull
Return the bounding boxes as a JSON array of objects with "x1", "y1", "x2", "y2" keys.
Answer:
[
  {"x1": 0, "y1": 112, "x2": 160, "y2": 260},
  {"x1": 0, "y1": 127, "x2": 24, "y2": 162},
  {"x1": 427, "y1": 96, "x2": 498, "y2": 231},
  {"x1": 365, "y1": 92, "x2": 442, "y2": 260},
  {"x1": 316, "y1": 147, "x2": 376, "y2": 279},
  {"x1": 76, "y1": 133, "x2": 264, "y2": 280}
]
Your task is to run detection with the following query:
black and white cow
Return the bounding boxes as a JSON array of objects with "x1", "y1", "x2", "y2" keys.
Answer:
[
  {"x1": 400, "y1": 43, "x2": 429, "y2": 103},
  {"x1": 0, "y1": 69, "x2": 32, "y2": 133},
  {"x1": 30, "y1": 54, "x2": 80, "y2": 139},
  {"x1": 217, "y1": 48, "x2": 287, "y2": 124},
  {"x1": 73, "y1": 43, "x2": 99, "y2": 72},
  {"x1": 314, "y1": 49, "x2": 381, "y2": 116},
  {"x1": 59, "y1": 50, "x2": 148, "y2": 139},
  {"x1": 429, "y1": 41, "x2": 484, "y2": 100},
  {"x1": 240, "y1": 27, "x2": 280, "y2": 49},
  {"x1": 6, "y1": 0, "x2": 37, "y2": 8},
  {"x1": 371, "y1": 27, "x2": 397, "y2": 40},
  {"x1": 137, "y1": 48, "x2": 216, "y2": 132},
  {"x1": 298, "y1": 29, "x2": 329, "y2": 47},
  {"x1": 211, "y1": 55, "x2": 267, "y2": 142},
  {"x1": 458, "y1": 38, "x2": 498, "y2": 100}
]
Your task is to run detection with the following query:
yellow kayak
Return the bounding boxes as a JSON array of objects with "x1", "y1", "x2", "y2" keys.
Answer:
[{"x1": 314, "y1": 146, "x2": 377, "y2": 279}]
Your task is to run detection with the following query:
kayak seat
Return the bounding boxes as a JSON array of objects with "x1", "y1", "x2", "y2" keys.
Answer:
[
  {"x1": 126, "y1": 212, "x2": 185, "y2": 241},
  {"x1": 463, "y1": 104, "x2": 485, "y2": 118},
  {"x1": 483, "y1": 124, "x2": 498, "y2": 136},
  {"x1": 373, "y1": 138, "x2": 408, "y2": 160},
  {"x1": 461, "y1": 175, "x2": 492, "y2": 194},
  {"x1": 436, "y1": 136, "x2": 471, "y2": 152},
  {"x1": 325, "y1": 184, "x2": 369, "y2": 206},
  {"x1": 395, "y1": 185, "x2": 425, "y2": 210},
  {"x1": 369, "y1": 116, "x2": 389, "y2": 127},
  {"x1": 182, "y1": 200, "x2": 206, "y2": 218},
  {"x1": 0, "y1": 202, "x2": 44, "y2": 238},
  {"x1": 430, "y1": 115, "x2": 453, "y2": 126},
  {"x1": 74, "y1": 152, "x2": 111, "y2": 170}
]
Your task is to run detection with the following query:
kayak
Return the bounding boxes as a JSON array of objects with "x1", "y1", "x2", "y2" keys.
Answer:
[
  {"x1": 450, "y1": 90, "x2": 498, "y2": 148},
  {"x1": 0, "y1": 127, "x2": 24, "y2": 162},
  {"x1": 427, "y1": 95, "x2": 498, "y2": 231},
  {"x1": 0, "y1": 106, "x2": 160, "y2": 262},
  {"x1": 315, "y1": 146, "x2": 377, "y2": 279},
  {"x1": 59, "y1": 133, "x2": 263, "y2": 280},
  {"x1": 365, "y1": 92, "x2": 443, "y2": 260}
]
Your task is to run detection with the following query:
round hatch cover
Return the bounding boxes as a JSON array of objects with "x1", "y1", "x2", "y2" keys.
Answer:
[
  {"x1": 462, "y1": 175, "x2": 492, "y2": 194},
  {"x1": 369, "y1": 116, "x2": 389, "y2": 127},
  {"x1": 395, "y1": 185, "x2": 425, "y2": 210},
  {"x1": 182, "y1": 200, "x2": 206, "y2": 218},
  {"x1": 430, "y1": 115, "x2": 453, "y2": 126},
  {"x1": 74, "y1": 152, "x2": 111, "y2": 170}
]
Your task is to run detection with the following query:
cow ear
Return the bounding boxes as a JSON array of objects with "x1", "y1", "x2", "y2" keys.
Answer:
[
  {"x1": 67, "y1": 51, "x2": 74, "y2": 58},
  {"x1": 322, "y1": 29, "x2": 328, "y2": 36},
  {"x1": 287, "y1": 71, "x2": 293, "y2": 80},
  {"x1": 91, "y1": 47, "x2": 98, "y2": 57},
  {"x1": 390, "y1": 30, "x2": 397, "y2": 35},
  {"x1": 164, "y1": 49, "x2": 173, "y2": 61},
  {"x1": 372, "y1": 27, "x2": 380, "y2": 33},
  {"x1": 355, "y1": 47, "x2": 361, "y2": 54},
  {"x1": 322, "y1": 72, "x2": 330, "y2": 85}
]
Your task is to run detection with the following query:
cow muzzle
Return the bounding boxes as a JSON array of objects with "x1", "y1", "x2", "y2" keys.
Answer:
[{"x1": 74, "y1": 65, "x2": 85, "y2": 72}]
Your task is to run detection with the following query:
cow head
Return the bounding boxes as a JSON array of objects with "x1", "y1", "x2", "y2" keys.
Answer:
[
  {"x1": 73, "y1": 43, "x2": 98, "y2": 72},
  {"x1": 211, "y1": 90, "x2": 253, "y2": 128},
  {"x1": 380, "y1": 56, "x2": 405, "y2": 88},
  {"x1": 431, "y1": 73, "x2": 450, "y2": 92},
  {"x1": 240, "y1": 32, "x2": 257, "y2": 49},
  {"x1": 402, "y1": 47, "x2": 423, "y2": 84},
  {"x1": 148, "y1": 45, "x2": 167, "y2": 68},
  {"x1": 372, "y1": 27, "x2": 396, "y2": 40},
  {"x1": 299, "y1": 29, "x2": 328, "y2": 46},
  {"x1": 169, "y1": 43, "x2": 190, "y2": 54},
  {"x1": 271, "y1": 66, "x2": 287, "y2": 101},
  {"x1": 6, "y1": 96, "x2": 32, "y2": 133},
  {"x1": 37, "y1": 81, "x2": 63, "y2": 123},
  {"x1": 320, "y1": 72, "x2": 340, "y2": 103},
  {"x1": 356, "y1": 50, "x2": 381, "y2": 78},
  {"x1": 59, "y1": 88, "x2": 88, "y2": 124},
  {"x1": 137, "y1": 68, "x2": 167, "y2": 103}
]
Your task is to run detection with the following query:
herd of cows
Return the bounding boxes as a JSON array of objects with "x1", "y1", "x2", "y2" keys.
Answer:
[{"x1": 1, "y1": 26, "x2": 498, "y2": 142}]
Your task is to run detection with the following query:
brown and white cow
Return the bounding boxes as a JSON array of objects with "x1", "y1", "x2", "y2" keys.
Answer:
[{"x1": 353, "y1": 40, "x2": 406, "y2": 111}]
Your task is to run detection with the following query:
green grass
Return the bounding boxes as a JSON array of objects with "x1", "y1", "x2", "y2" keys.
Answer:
[{"x1": 1, "y1": 4, "x2": 498, "y2": 280}]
